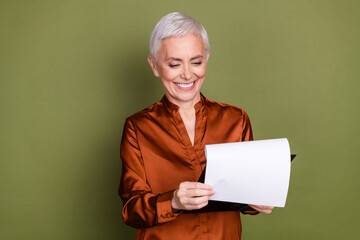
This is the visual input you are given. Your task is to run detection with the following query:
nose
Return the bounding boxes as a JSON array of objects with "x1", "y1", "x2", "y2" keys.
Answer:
[{"x1": 181, "y1": 64, "x2": 192, "y2": 80}]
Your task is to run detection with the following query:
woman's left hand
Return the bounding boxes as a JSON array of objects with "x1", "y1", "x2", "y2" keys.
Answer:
[{"x1": 248, "y1": 204, "x2": 274, "y2": 214}]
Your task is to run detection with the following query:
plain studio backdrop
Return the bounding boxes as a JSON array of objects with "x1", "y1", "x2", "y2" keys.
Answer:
[{"x1": 1, "y1": 0, "x2": 359, "y2": 239}]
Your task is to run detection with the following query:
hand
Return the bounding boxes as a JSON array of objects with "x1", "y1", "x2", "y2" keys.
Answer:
[
  {"x1": 171, "y1": 181, "x2": 215, "y2": 211},
  {"x1": 248, "y1": 204, "x2": 274, "y2": 214}
]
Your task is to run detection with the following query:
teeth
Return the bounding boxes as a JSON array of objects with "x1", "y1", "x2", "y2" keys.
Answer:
[{"x1": 176, "y1": 82, "x2": 194, "y2": 88}]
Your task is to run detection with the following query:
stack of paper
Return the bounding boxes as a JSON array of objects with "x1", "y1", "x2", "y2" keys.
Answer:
[{"x1": 204, "y1": 138, "x2": 291, "y2": 207}]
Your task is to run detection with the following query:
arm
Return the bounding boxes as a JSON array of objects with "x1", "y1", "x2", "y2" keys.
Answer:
[
  {"x1": 119, "y1": 119, "x2": 179, "y2": 229},
  {"x1": 241, "y1": 110, "x2": 253, "y2": 142}
]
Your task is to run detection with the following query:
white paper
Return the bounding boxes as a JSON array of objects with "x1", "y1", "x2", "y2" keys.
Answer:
[{"x1": 204, "y1": 138, "x2": 291, "y2": 207}]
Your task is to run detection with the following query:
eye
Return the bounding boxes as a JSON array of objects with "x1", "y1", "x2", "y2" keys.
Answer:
[
  {"x1": 192, "y1": 62, "x2": 202, "y2": 66},
  {"x1": 169, "y1": 64, "x2": 180, "y2": 68}
]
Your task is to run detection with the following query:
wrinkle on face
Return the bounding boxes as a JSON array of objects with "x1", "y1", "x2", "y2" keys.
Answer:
[{"x1": 148, "y1": 34, "x2": 210, "y2": 108}]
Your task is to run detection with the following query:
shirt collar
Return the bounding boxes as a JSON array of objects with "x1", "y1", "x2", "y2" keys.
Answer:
[{"x1": 161, "y1": 93, "x2": 206, "y2": 114}]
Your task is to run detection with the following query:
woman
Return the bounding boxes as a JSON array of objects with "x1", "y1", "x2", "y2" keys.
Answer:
[{"x1": 119, "y1": 12, "x2": 273, "y2": 239}]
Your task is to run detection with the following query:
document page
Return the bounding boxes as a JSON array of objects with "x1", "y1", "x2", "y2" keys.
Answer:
[{"x1": 204, "y1": 138, "x2": 291, "y2": 207}]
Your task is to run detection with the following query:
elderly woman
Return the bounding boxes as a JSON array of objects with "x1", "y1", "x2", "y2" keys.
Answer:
[{"x1": 119, "y1": 12, "x2": 273, "y2": 239}]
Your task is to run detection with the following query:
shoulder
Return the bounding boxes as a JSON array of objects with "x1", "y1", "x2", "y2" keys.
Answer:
[
  {"x1": 124, "y1": 101, "x2": 166, "y2": 128},
  {"x1": 204, "y1": 97, "x2": 249, "y2": 119},
  {"x1": 203, "y1": 97, "x2": 253, "y2": 141}
]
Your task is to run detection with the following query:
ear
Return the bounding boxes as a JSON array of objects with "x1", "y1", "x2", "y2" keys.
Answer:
[
  {"x1": 147, "y1": 55, "x2": 160, "y2": 77},
  {"x1": 206, "y1": 52, "x2": 210, "y2": 63}
]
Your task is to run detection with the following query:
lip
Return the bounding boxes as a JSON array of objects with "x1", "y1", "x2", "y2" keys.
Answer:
[{"x1": 174, "y1": 80, "x2": 197, "y2": 91}]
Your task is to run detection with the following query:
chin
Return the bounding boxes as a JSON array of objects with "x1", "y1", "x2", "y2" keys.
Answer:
[{"x1": 174, "y1": 92, "x2": 200, "y2": 103}]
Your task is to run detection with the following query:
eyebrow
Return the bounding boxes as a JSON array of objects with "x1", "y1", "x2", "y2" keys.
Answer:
[{"x1": 166, "y1": 55, "x2": 204, "y2": 61}]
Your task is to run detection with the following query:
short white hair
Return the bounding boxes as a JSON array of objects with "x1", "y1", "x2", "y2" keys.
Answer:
[{"x1": 149, "y1": 12, "x2": 210, "y2": 61}]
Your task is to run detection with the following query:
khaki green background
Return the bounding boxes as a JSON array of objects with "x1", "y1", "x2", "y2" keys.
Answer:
[{"x1": 1, "y1": 0, "x2": 359, "y2": 239}]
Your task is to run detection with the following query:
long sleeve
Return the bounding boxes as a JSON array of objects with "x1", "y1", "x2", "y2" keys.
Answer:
[
  {"x1": 119, "y1": 119, "x2": 179, "y2": 229},
  {"x1": 241, "y1": 111, "x2": 253, "y2": 142},
  {"x1": 118, "y1": 95, "x2": 256, "y2": 239}
]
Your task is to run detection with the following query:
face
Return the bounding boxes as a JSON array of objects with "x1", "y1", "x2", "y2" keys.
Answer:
[{"x1": 148, "y1": 34, "x2": 210, "y2": 107}]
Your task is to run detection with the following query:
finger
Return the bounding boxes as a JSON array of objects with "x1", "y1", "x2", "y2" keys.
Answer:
[
  {"x1": 249, "y1": 204, "x2": 262, "y2": 211},
  {"x1": 184, "y1": 201, "x2": 209, "y2": 210},
  {"x1": 249, "y1": 205, "x2": 262, "y2": 213},
  {"x1": 177, "y1": 187, "x2": 215, "y2": 198},
  {"x1": 182, "y1": 195, "x2": 210, "y2": 206},
  {"x1": 186, "y1": 188, "x2": 215, "y2": 197},
  {"x1": 249, "y1": 204, "x2": 270, "y2": 210},
  {"x1": 179, "y1": 181, "x2": 213, "y2": 190},
  {"x1": 256, "y1": 205, "x2": 274, "y2": 211},
  {"x1": 181, "y1": 196, "x2": 210, "y2": 210},
  {"x1": 249, "y1": 205, "x2": 274, "y2": 214},
  {"x1": 262, "y1": 209, "x2": 272, "y2": 214}
]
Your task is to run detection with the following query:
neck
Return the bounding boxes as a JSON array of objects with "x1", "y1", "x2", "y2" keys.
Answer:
[{"x1": 166, "y1": 93, "x2": 201, "y2": 112}]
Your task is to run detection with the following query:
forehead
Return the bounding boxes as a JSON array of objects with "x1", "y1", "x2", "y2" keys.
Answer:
[{"x1": 158, "y1": 34, "x2": 205, "y2": 58}]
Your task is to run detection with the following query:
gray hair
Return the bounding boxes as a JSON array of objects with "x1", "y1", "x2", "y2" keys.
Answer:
[{"x1": 149, "y1": 12, "x2": 210, "y2": 61}]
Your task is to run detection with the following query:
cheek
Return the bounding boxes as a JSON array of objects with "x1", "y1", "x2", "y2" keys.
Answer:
[
  {"x1": 194, "y1": 65, "x2": 207, "y2": 78},
  {"x1": 160, "y1": 68, "x2": 179, "y2": 82}
]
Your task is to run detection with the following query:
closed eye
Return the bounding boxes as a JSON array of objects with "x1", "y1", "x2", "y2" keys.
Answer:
[
  {"x1": 169, "y1": 64, "x2": 180, "y2": 68},
  {"x1": 192, "y1": 62, "x2": 202, "y2": 65}
]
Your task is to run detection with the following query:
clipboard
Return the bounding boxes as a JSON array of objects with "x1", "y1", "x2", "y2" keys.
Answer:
[{"x1": 184, "y1": 154, "x2": 296, "y2": 213}]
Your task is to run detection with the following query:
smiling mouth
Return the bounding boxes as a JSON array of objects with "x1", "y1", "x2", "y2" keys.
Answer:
[{"x1": 175, "y1": 81, "x2": 196, "y2": 89}]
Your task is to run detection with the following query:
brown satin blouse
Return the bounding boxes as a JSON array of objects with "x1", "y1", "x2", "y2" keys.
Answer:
[{"x1": 119, "y1": 94, "x2": 253, "y2": 240}]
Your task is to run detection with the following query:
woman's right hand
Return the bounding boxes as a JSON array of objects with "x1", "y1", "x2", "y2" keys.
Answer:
[{"x1": 171, "y1": 182, "x2": 215, "y2": 211}]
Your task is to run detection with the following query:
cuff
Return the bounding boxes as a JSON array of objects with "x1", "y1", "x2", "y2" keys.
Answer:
[
  {"x1": 241, "y1": 210, "x2": 259, "y2": 215},
  {"x1": 156, "y1": 190, "x2": 180, "y2": 223}
]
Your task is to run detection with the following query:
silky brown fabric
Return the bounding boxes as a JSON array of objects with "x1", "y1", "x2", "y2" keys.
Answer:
[{"x1": 119, "y1": 94, "x2": 253, "y2": 240}]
